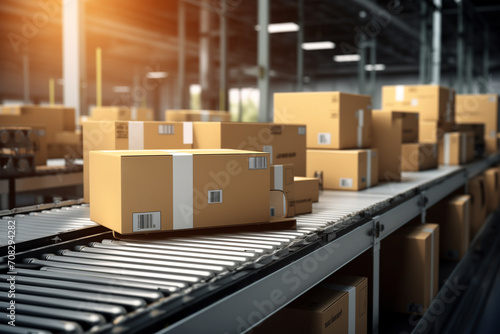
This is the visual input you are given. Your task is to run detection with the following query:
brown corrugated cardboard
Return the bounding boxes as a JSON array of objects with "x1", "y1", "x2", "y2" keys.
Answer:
[
  {"x1": 456, "y1": 94, "x2": 498, "y2": 153},
  {"x1": 438, "y1": 132, "x2": 475, "y2": 165},
  {"x1": 372, "y1": 110, "x2": 403, "y2": 182},
  {"x1": 321, "y1": 275, "x2": 368, "y2": 334},
  {"x1": 48, "y1": 130, "x2": 83, "y2": 159},
  {"x1": 468, "y1": 175, "x2": 487, "y2": 240},
  {"x1": 270, "y1": 190, "x2": 287, "y2": 218},
  {"x1": 295, "y1": 176, "x2": 320, "y2": 202},
  {"x1": 0, "y1": 105, "x2": 22, "y2": 115},
  {"x1": 381, "y1": 223, "x2": 439, "y2": 315},
  {"x1": 273, "y1": 92, "x2": 372, "y2": 150},
  {"x1": 192, "y1": 122, "x2": 307, "y2": 176},
  {"x1": 401, "y1": 143, "x2": 438, "y2": 171},
  {"x1": 484, "y1": 167, "x2": 500, "y2": 213},
  {"x1": 165, "y1": 110, "x2": 231, "y2": 122},
  {"x1": 253, "y1": 287, "x2": 349, "y2": 334},
  {"x1": 418, "y1": 120, "x2": 455, "y2": 143},
  {"x1": 401, "y1": 112, "x2": 419, "y2": 143},
  {"x1": 382, "y1": 85, "x2": 455, "y2": 122},
  {"x1": 32, "y1": 126, "x2": 48, "y2": 165},
  {"x1": 91, "y1": 107, "x2": 131, "y2": 121},
  {"x1": 90, "y1": 149, "x2": 270, "y2": 234},
  {"x1": 82, "y1": 121, "x2": 193, "y2": 203},
  {"x1": 454, "y1": 124, "x2": 485, "y2": 157},
  {"x1": 307, "y1": 149, "x2": 378, "y2": 191},
  {"x1": 270, "y1": 164, "x2": 295, "y2": 217},
  {"x1": 131, "y1": 107, "x2": 154, "y2": 121}
]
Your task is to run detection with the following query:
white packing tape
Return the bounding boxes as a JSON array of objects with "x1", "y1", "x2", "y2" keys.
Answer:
[
  {"x1": 460, "y1": 133, "x2": 467, "y2": 164},
  {"x1": 443, "y1": 133, "x2": 451, "y2": 165},
  {"x1": 274, "y1": 165, "x2": 283, "y2": 191},
  {"x1": 357, "y1": 109, "x2": 364, "y2": 148},
  {"x1": 172, "y1": 153, "x2": 194, "y2": 230},
  {"x1": 263, "y1": 145, "x2": 273, "y2": 165},
  {"x1": 128, "y1": 121, "x2": 144, "y2": 150},
  {"x1": 183, "y1": 122, "x2": 193, "y2": 144},
  {"x1": 423, "y1": 228, "x2": 435, "y2": 301},
  {"x1": 323, "y1": 284, "x2": 356, "y2": 334},
  {"x1": 395, "y1": 85, "x2": 405, "y2": 101},
  {"x1": 366, "y1": 150, "x2": 372, "y2": 188}
]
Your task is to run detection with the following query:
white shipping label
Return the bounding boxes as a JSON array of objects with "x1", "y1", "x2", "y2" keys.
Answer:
[
  {"x1": 395, "y1": 85, "x2": 405, "y2": 101},
  {"x1": 443, "y1": 134, "x2": 451, "y2": 165},
  {"x1": 357, "y1": 109, "x2": 364, "y2": 148},
  {"x1": 249, "y1": 156, "x2": 268, "y2": 170},
  {"x1": 366, "y1": 150, "x2": 372, "y2": 187},
  {"x1": 263, "y1": 145, "x2": 273, "y2": 165},
  {"x1": 183, "y1": 122, "x2": 193, "y2": 144},
  {"x1": 128, "y1": 121, "x2": 144, "y2": 150},
  {"x1": 318, "y1": 133, "x2": 331, "y2": 145},
  {"x1": 274, "y1": 165, "x2": 284, "y2": 190},
  {"x1": 172, "y1": 153, "x2": 194, "y2": 230},
  {"x1": 298, "y1": 126, "x2": 306, "y2": 135},
  {"x1": 411, "y1": 98, "x2": 419, "y2": 106},
  {"x1": 159, "y1": 124, "x2": 175, "y2": 135},
  {"x1": 208, "y1": 190, "x2": 223, "y2": 204},
  {"x1": 133, "y1": 212, "x2": 161, "y2": 232},
  {"x1": 339, "y1": 178, "x2": 353, "y2": 188}
]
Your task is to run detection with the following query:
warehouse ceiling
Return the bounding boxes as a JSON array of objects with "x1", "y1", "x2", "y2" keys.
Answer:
[{"x1": 0, "y1": 0, "x2": 499, "y2": 104}]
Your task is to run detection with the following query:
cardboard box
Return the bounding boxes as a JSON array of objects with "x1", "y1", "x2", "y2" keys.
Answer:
[
  {"x1": 89, "y1": 149, "x2": 270, "y2": 234},
  {"x1": 48, "y1": 130, "x2": 83, "y2": 159},
  {"x1": 382, "y1": 85, "x2": 455, "y2": 122},
  {"x1": 401, "y1": 143, "x2": 438, "y2": 171},
  {"x1": 381, "y1": 223, "x2": 439, "y2": 315},
  {"x1": 83, "y1": 121, "x2": 193, "y2": 203},
  {"x1": 307, "y1": 149, "x2": 378, "y2": 191},
  {"x1": 192, "y1": 122, "x2": 307, "y2": 176},
  {"x1": 270, "y1": 164, "x2": 295, "y2": 217},
  {"x1": 321, "y1": 275, "x2": 368, "y2": 334},
  {"x1": 428, "y1": 195, "x2": 470, "y2": 260},
  {"x1": 455, "y1": 94, "x2": 498, "y2": 153},
  {"x1": 484, "y1": 167, "x2": 500, "y2": 213},
  {"x1": 418, "y1": 120, "x2": 455, "y2": 143},
  {"x1": 91, "y1": 107, "x2": 131, "y2": 121},
  {"x1": 372, "y1": 110, "x2": 403, "y2": 182},
  {"x1": 438, "y1": 132, "x2": 475, "y2": 165},
  {"x1": 454, "y1": 124, "x2": 485, "y2": 158},
  {"x1": 0, "y1": 105, "x2": 22, "y2": 115},
  {"x1": 165, "y1": 110, "x2": 231, "y2": 122},
  {"x1": 468, "y1": 175, "x2": 487, "y2": 240},
  {"x1": 253, "y1": 287, "x2": 349, "y2": 334},
  {"x1": 131, "y1": 107, "x2": 154, "y2": 121},
  {"x1": 274, "y1": 92, "x2": 372, "y2": 150},
  {"x1": 295, "y1": 176, "x2": 320, "y2": 203},
  {"x1": 401, "y1": 112, "x2": 419, "y2": 143},
  {"x1": 270, "y1": 190, "x2": 287, "y2": 218}
]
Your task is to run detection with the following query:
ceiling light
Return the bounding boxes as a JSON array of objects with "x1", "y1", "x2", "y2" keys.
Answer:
[
  {"x1": 146, "y1": 71, "x2": 168, "y2": 79},
  {"x1": 113, "y1": 86, "x2": 131, "y2": 93},
  {"x1": 254, "y1": 22, "x2": 300, "y2": 33},
  {"x1": 334, "y1": 54, "x2": 361, "y2": 62},
  {"x1": 365, "y1": 64, "x2": 386, "y2": 71},
  {"x1": 302, "y1": 41, "x2": 335, "y2": 50}
]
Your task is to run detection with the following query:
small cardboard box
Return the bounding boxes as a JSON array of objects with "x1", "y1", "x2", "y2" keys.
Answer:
[
  {"x1": 372, "y1": 110, "x2": 403, "y2": 182},
  {"x1": 428, "y1": 195, "x2": 470, "y2": 260},
  {"x1": 295, "y1": 176, "x2": 320, "y2": 202},
  {"x1": 192, "y1": 122, "x2": 307, "y2": 176},
  {"x1": 253, "y1": 287, "x2": 349, "y2": 334},
  {"x1": 307, "y1": 149, "x2": 378, "y2": 191},
  {"x1": 165, "y1": 110, "x2": 231, "y2": 122},
  {"x1": 468, "y1": 175, "x2": 487, "y2": 240},
  {"x1": 382, "y1": 85, "x2": 455, "y2": 122},
  {"x1": 270, "y1": 164, "x2": 295, "y2": 217},
  {"x1": 381, "y1": 223, "x2": 439, "y2": 315},
  {"x1": 401, "y1": 112, "x2": 419, "y2": 143},
  {"x1": 321, "y1": 275, "x2": 368, "y2": 334},
  {"x1": 438, "y1": 132, "x2": 475, "y2": 165},
  {"x1": 273, "y1": 92, "x2": 372, "y2": 150},
  {"x1": 484, "y1": 167, "x2": 500, "y2": 213},
  {"x1": 90, "y1": 149, "x2": 270, "y2": 234},
  {"x1": 401, "y1": 143, "x2": 438, "y2": 171},
  {"x1": 131, "y1": 107, "x2": 154, "y2": 121},
  {"x1": 83, "y1": 121, "x2": 193, "y2": 203},
  {"x1": 455, "y1": 94, "x2": 498, "y2": 153},
  {"x1": 91, "y1": 107, "x2": 131, "y2": 121}
]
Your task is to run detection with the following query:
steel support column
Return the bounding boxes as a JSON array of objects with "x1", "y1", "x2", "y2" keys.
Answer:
[
  {"x1": 457, "y1": 0, "x2": 464, "y2": 93},
  {"x1": 431, "y1": 0, "x2": 442, "y2": 84},
  {"x1": 296, "y1": 0, "x2": 304, "y2": 92},
  {"x1": 419, "y1": 1, "x2": 428, "y2": 84},
  {"x1": 369, "y1": 39, "x2": 376, "y2": 97},
  {"x1": 465, "y1": 26, "x2": 474, "y2": 93},
  {"x1": 358, "y1": 35, "x2": 367, "y2": 95},
  {"x1": 482, "y1": 27, "x2": 490, "y2": 93},
  {"x1": 177, "y1": 0, "x2": 186, "y2": 108},
  {"x1": 257, "y1": 0, "x2": 270, "y2": 122},
  {"x1": 219, "y1": 0, "x2": 227, "y2": 111}
]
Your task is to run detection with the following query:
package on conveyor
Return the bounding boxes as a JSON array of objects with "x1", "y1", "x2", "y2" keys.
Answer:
[
  {"x1": 467, "y1": 175, "x2": 487, "y2": 240},
  {"x1": 273, "y1": 92, "x2": 372, "y2": 150},
  {"x1": 82, "y1": 120, "x2": 193, "y2": 203},
  {"x1": 437, "y1": 132, "x2": 475, "y2": 165},
  {"x1": 401, "y1": 143, "x2": 438, "y2": 172},
  {"x1": 306, "y1": 149, "x2": 378, "y2": 191},
  {"x1": 192, "y1": 122, "x2": 307, "y2": 176},
  {"x1": 484, "y1": 167, "x2": 500, "y2": 213},
  {"x1": 165, "y1": 109, "x2": 231, "y2": 122},
  {"x1": 89, "y1": 149, "x2": 272, "y2": 234},
  {"x1": 380, "y1": 223, "x2": 439, "y2": 315},
  {"x1": 90, "y1": 106, "x2": 155, "y2": 121},
  {"x1": 455, "y1": 94, "x2": 498, "y2": 154},
  {"x1": 270, "y1": 164, "x2": 295, "y2": 217},
  {"x1": 294, "y1": 176, "x2": 320, "y2": 215}
]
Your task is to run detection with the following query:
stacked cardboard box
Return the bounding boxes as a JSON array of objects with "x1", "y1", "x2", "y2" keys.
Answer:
[
  {"x1": 165, "y1": 109, "x2": 231, "y2": 122},
  {"x1": 90, "y1": 106, "x2": 155, "y2": 122},
  {"x1": 270, "y1": 164, "x2": 295, "y2": 217},
  {"x1": 484, "y1": 167, "x2": 500, "y2": 213},
  {"x1": 468, "y1": 175, "x2": 487, "y2": 240},
  {"x1": 274, "y1": 92, "x2": 377, "y2": 191}
]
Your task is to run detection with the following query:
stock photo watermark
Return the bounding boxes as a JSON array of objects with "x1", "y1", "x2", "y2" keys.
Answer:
[{"x1": 6, "y1": 219, "x2": 17, "y2": 327}]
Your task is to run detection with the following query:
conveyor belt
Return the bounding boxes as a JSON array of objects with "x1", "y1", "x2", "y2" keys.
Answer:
[{"x1": 0, "y1": 161, "x2": 498, "y2": 333}]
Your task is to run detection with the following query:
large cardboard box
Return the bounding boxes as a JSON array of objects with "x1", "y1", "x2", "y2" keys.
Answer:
[
  {"x1": 131, "y1": 107, "x2": 154, "y2": 121},
  {"x1": 468, "y1": 175, "x2": 487, "y2": 240},
  {"x1": 321, "y1": 275, "x2": 368, "y2": 334},
  {"x1": 484, "y1": 167, "x2": 500, "y2": 213},
  {"x1": 419, "y1": 120, "x2": 455, "y2": 143},
  {"x1": 83, "y1": 121, "x2": 193, "y2": 203},
  {"x1": 438, "y1": 132, "x2": 475, "y2": 165},
  {"x1": 307, "y1": 149, "x2": 378, "y2": 191},
  {"x1": 455, "y1": 94, "x2": 498, "y2": 153},
  {"x1": 274, "y1": 92, "x2": 372, "y2": 150},
  {"x1": 372, "y1": 110, "x2": 403, "y2": 182},
  {"x1": 270, "y1": 164, "x2": 295, "y2": 217},
  {"x1": 382, "y1": 85, "x2": 455, "y2": 122},
  {"x1": 91, "y1": 107, "x2": 131, "y2": 121},
  {"x1": 192, "y1": 122, "x2": 307, "y2": 176},
  {"x1": 428, "y1": 195, "x2": 470, "y2": 260},
  {"x1": 295, "y1": 176, "x2": 320, "y2": 202},
  {"x1": 401, "y1": 112, "x2": 419, "y2": 143},
  {"x1": 165, "y1": 110, "x2": 231, "y2": 122},
  {"x1": 253, "y1": 287, "x2": 349, "y2": 334},
  {"x1": 381, "y1": 223, "x2": 439, "y2": 315},
  {"x1": 401, "y1": 143, "x2": 438, "y2": 171},
  {"x1": 90, "y1": 149, "x2": 270, "y2": 234}
]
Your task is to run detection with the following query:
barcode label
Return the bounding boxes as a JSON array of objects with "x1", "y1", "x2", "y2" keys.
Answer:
[
  {"x1": 208, "y1": 190, "x2": 223, "y2": 203},
  {"x1": 339, "y1": 178, "x2": 353, "y2": 188},
  {"x1": 270, "y1": 207, "x2": 276, "y2": 217},
  {"x1": 159, "y1": 124, "x2": 175, "y2": 135},
  {"x1": 133, "y1": 212, "x2": 161, "y2": 232},
  {"x1": 318, "y1": 133, "x2": 331, "y2": 145},
  {"x1": 262, "y1": 146, "x2": 273, "y2": 165},
  {"x1": 298, "y1": 126, "x2": 306, "y2": 135},
  {"x1": 249, "y1": 157, "x2": 268, "y2": 170}
]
